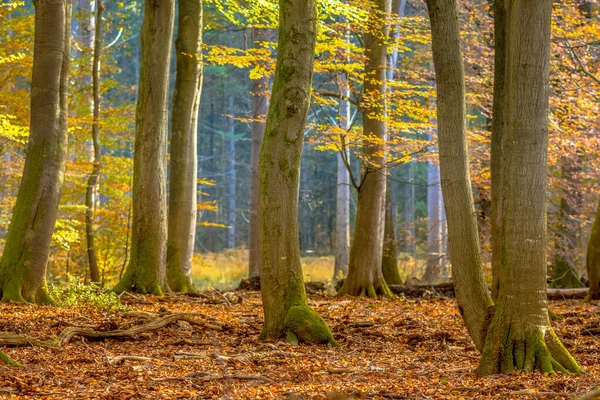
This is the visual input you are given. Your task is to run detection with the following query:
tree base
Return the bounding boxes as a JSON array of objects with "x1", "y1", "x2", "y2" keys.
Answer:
[
  {"x1": 1, "y1": 279, "x2": 54, "y2": 305},
  {"x1": 477, "y1": 326, "x2": 581, "y2": 376},
  {"x1": 113, "y1": 267, "x2": 164, "y2": 295},
  {"x1": 282, "y1": 304, "x2": 338, "y2": 346},
  {"x1": 168, "y1": 278, "x2": 196, "y2": 294},
  {"x1": 337, "y1": 280, "x2": 395, "y2": 299}
]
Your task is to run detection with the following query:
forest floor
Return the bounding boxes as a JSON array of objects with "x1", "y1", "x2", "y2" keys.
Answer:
[{"x1": 0, "y1": 290, "x2": 599, "y2": 399}]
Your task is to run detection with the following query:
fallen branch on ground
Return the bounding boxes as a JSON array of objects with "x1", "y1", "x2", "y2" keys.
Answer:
[
  {"x1": 108, "y1": 355, "x2": 159, "y2": 365},
  {"x1": 151, "y1": 372, "x2": 273, "y2": 383},
  {"x1": 547, "y1": 288, "x2": 588, "y2": 300},
  {"x1": 0, "y1": 333, "x2": 60, "y2": 349},
  {"x1": 576, "y1": 387, "x2": 600, "y2": 400}
]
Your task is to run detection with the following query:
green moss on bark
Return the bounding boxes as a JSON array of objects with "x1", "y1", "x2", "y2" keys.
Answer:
[
  {"x1": 0, "y1": 351, "x2": 20, "y2": 367},
  {"x1": 284, "y1": 304, "x2": 338, "y2": 346},
  {"x1": 337, "y1": 280, "x2": 395, "y2": 299}
]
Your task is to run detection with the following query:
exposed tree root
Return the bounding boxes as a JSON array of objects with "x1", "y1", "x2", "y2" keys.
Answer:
[
  {"x1": 283, "y1": 304, "x2": 338, "y2": 346},
  {"x1": 0, "y1": 350, "x2": 20, "y2": 366},
  {"x1": 337, "y1": 281, "x2": 395, "y2": 299},
  {"x1": 0, "y1": 333, "x2": 60, "y2": 349},
  {"x1": 477, "y1": 326, "x2": 581, "y2": 376}
]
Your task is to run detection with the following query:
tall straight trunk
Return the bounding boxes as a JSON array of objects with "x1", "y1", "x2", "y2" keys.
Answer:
[
  {"x1": 248, "y1": 27, "x2": 269, "y2": 278},
  {"x1": 166, "y1": 0, "x2": 202, "y2": 293},
  {"x1": 85, "y1": 0, "x2": 103, "y2": 283},
  {"x1": 404, "y1": 163, "x2": 416, "y2": 255},
  {"x1": 338, "y1": 0, "x2": 393, "y2": 298},
  {"x1": 382, "y1": 178, "x2": 402, "y2": 284},
  {"x1": 227, "y1": 96, "x2": 236, "y2": 249},
  {"x1": 490, "y1": 0, "x2": 506, "y2": 301},
  {"x1": 422, "y1": 145, "x2": 442, "y2": 284},
  {"x1": 0, "y1": 0, "x2": 72, "y2": 303},
  {"x1": 259, "y1": 0, "x2": 335, "y2": 345},
  {"x1": 425, "y1": 0, "x2": 492, "y2": 352},
  {"x1": 477, "y1": 0, "x2": 580, "y2": 375},
  {"x1": 586, "y1": 198, "x2": 600, "y2": 301},
  {"x1": 381, "y1": 0, "x2": 406, "y2": 285},
  {"x1": 114, "y1": 0, "x2": 175, "y2": 295}
]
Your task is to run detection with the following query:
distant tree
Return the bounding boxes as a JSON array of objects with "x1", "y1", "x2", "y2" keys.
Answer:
[
  {"x1": 0, "y1": 0, "x2": 72, "y2": 303},
  {"x1": 166, "y1": 0, "x2": 203, "y2": 293},
  {"x1": 259, "y1": 0, "x2": 336, "y2": 345},
  {"x1": 477, "y1": 0, "x2": 580, "y2": 375},
  {"x1": 382, "y1": 180, "x2": 402, "y2": 284},
  {"x1": 585, "y1": 198, "x2": 600, "y2": 301},
  {"x1": 338, "y1": 0, "x2": 394, "y2": 298},
  {"x1": 114, "y1": 0, "x2": 175, "y2": 294}
]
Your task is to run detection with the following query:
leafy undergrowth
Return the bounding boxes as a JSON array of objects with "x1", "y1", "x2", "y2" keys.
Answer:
[{"x1": 0, "y1": 292, "x2": 599, "y2": 399}]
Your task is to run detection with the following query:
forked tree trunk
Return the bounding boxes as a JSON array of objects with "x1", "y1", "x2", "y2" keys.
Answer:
[
  {"x1": 114, "y1": 0, "x2": 175, "y2": 295},
  {"x1": 477, "y1": 0, "x2": 580, "y2": 375},
  {"x1": 382, "y1": 179, "x2": 402, "y2": 284},
  {"x1": 166, "y1": 0, "x2": 203, "y2": 293},
  {"x1": 586, "y1": 199, "x2": 600, "y2": 301},
  {"x1": 338, "y1": 0, "x2": 393, "y2": 298},
  {"x1": 85, "y1": 0, "x2": 103, "y2": 284},
  {"x1": 425, "y1": 0, "x2": 492, "y2": 352},
  {"x1": 248, "y1": 27, "x2": 269, "y2": 278},
  {"x1": 0, "y1": 0, "x2": 72, "y2": 303},
  {"x1": 259, "y1": 0, "x2": 336, "y2": 345}
]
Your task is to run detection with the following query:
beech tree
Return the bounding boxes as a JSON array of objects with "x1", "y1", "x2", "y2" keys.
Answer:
[
  {"x1": 114, "y1": 0, "x2": 175, "y2": 294},
  {"x1": 338, "y1": 0, "x2": 393, "y2": 297},
  {"x1": 586, "y1": 198, "x2": 600, "y2": 301},
  {"x1": 166, "y1": 0, "x2": 203, "y2": 293},
  {"x1": 259, "y1": 0, "x2": 336, "y2": 345},
  {"x1": 0, "y1": 0, "x2": 72, "y2": 303}
]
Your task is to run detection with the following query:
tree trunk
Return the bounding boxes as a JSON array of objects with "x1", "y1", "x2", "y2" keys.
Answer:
[
  {"x1": 248, "y1": 27, "x2": 269, "y2": 278},
  {"x1": 422, "y1": 144, "x2": 442, "y2": 284},
  {"x1": 85, "y1": 0, "x2": 103, "y2": 284},
  {"x1": 477, "y1": 0, "x2": 580, "y2": 375},
  {"x1": 338, "y1": 0, "x2": 393, "y2": 298},
  {"x1": 585, "y1": 199, "x2": 600, "y2": 301},
  {"x1": 227, "y1": 96, "x2": 236, "y2": 249},
  {"x1": 0, "y1": 0, "x2": 72, "y2": 304},
  {"x1": 382, "y1": 178, "x2": 403, "y2": 284},
  {"x1": 166, "y1": 0, "x2": 202, "y2": 293},
  {"x1": 114, "y1": 0, "x2": 175, "y2": 295},
  {"x1": 259, "y1": 0, "x2": 336, "y2": 345},
  {"x1": 425, "y1": 0, "x2": 492, "y2": 352}
]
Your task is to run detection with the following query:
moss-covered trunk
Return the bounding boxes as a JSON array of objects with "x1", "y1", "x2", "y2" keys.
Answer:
[
  {"x1": 85, "y1": 0, "x2": 103, "y2": 284},
  {"x1": 166, "y1": 0, "x2": 203, "y2": 293},
  {"x1": 338, "y1": 0, "x2": 393, "y2": 298},
  {"x1": 586, "y1": 199, "x2": 600, "y2": 301},
  {"x1": 259, "y1": 0, "x2": 335, "y2": 345},
  {"x1": 0, "y1": 0, "x2": 72, "y2": 304},
  {"x1": 382, "y1": 181, "x2": 402, "y2": 285},
  {"x1": 114, "y1": 0, "x2": 175, "y2": 295},
  {"x1": 425, "y1": 0, "x2": 492, "y2": 352},
  {"x1": 477, "y1": 0, "x2": 580, "y2": 375}
]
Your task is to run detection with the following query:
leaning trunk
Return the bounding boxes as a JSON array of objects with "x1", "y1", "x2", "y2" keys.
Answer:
[
  {"x1": 338, "y1": 0, "x2": 393, "y2": 298},
  {"x1": 166, "y1": 0, "x2": 202, "y2": 293},
  {"x1": 0, "y1": 0, "x2": 72, "y2": 303},
  {"x1": 259, "y1": 0, "x2": 336, "y2": 345},
  {"x1": 114, "y1": 0, "x2": 175, "y2": 295},
  {"x1": 585, "y1": 199, "x2": 600, "y2": 301},
  {"x1": 425, "y1": 0, "x2": 492, "y2": 351},
  {"x1": 477, "y1": 0, "x2": 580, "y2": 375}
]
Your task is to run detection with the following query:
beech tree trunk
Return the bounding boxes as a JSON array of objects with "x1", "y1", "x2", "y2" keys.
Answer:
[
  {"x1": 227, "y1": 96, "x2": 236, "y2": 249},
  {"x1": 0, "y1": 0, "x2": 72, "y2": 303},
  {"x1": 338, "y1": 0, "x2": 393, "y2": 298},
  {"x1": 477, "y1": 0, "x2": 580, "y2": 375},
  {"x1": 114, "y1": 0, "x2": 175, "y2": 295},
  {"x1": 259, "y1": 0, "x2": 336, "y2": 345},
  {"x1": 248, "y1": 28, "x2": 269, "y2": 278},
  {"x1": 85, "y1": 0, "x2": 103, "y2": 284},
  {"x1": 382, "y1": 179, "x2": 402, "y2": 284},
  {"x1": 166, "y1": 0, "x2": 202, "y2": 293},
  {"x1": 422, "y1": 145, "x2": 442, "y2": 284},
  {"x1": 425, "y1": 0, "x2": 492, "y2": 352},
  {"x1": 585, "y1": 199, "x2": 600, "y2": 301}
]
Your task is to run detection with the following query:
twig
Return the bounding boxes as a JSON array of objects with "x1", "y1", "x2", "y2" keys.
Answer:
[
  {"x1": 108, "y1": 355, "x2": 158, "y2": 365},
  {"x1": 208, "y1": 286, "x2": 231, "y2": 306}
]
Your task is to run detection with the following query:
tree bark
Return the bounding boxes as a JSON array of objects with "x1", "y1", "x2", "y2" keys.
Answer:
[
  {"x1": 477, "y1": 0, "x2": 580, "y2": 375},
  {"x1": 85, "y1": 0, "x2": 103, "y2": 284},
  {"x1": 0, "y1": 0, "x2": 72, "y2": 304},
  {"x1": 248, "y1": 27, "x2": 269, "y2": 278},
  {"x1": 338, "y1": 0, "x2": 393, "y2": 298},
  {"x1": 166, "y1": 0, "x2": 202, "y2": 293},
  {"x1": 422, "y1": 143, "x2": 442, "y2": 284},
  {"x1": 226, "y1": 96, "x2": 236, "y2": 249},
  {"x1": 259, "y1": 0, "x2": 336, "y2": 345},
  {"x1": 425, "y1": 0, "x2": 492, "y2": 352},
  {"x1": 114, "y1": 0, "x2": 175, "y2": 295},
  {"x1": 585, "y1": 199, "x2": 600, "y2": 301},
  {"x1": 382, "y1": 179, "x2": 402, "y2": 284}
]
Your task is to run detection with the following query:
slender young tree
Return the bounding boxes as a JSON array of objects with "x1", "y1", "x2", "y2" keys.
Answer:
[
  {"x1": 477, "y1": 0, "x2": 580, "y2": 375},
  {"x1": 114, "y1": 0, "x2": 175, "y2": 294},
  {"x1": 0, "y1": 0, "x2": 72, "y2": 303},
  {"x1": 259, "y1": 0, "x2": 336, "y2": 345},
  {"x1": 166, "y1": 0, "x2": 203, "y2": 293},
  {"x1": 586, "y1": 198, "x2": 600, "y2": 301},
  {"x1": 425, "y1": 0, "x2": 492, "y2": 351},
  {"x1": 338, "y1": 0, "x2": 394, "y2": 297},
  {"x1": 248, "y1": 28, "x2": 269, "y2": 278},
  {"x1": 85, "y1": 0, "x2": 103, "y2": 283}
]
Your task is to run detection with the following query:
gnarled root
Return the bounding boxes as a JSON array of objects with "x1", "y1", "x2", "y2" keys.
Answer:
[
  {"x1": 337, "y1": 281, "x2": 395, "y2": 299},
  {"x1": 283, "y1": 305, "x2": 338, "y2": 346},
  {"x1": 477, "y1": 326, "x2": 581, "y2": 376}
]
